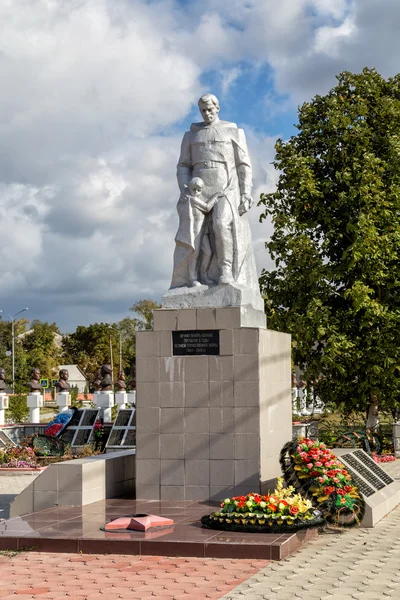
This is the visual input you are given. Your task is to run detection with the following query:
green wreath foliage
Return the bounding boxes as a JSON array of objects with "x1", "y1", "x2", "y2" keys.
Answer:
[{"x1": 280, "y1": 439, "x2": 366, "y2": 527}]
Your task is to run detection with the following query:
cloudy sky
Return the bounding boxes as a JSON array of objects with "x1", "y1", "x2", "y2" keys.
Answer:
[{"x1": 0, "y1": 0, "x2": 399, "y2": 332}]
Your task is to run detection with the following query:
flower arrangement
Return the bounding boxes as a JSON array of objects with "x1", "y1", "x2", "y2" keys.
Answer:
[
  {"x1": 201, "y1": 477, "x2": 325, "y2": 533},
  {"x1": 44, "y1": 409, "x2": 75, "y2": 438},
  {"x1": 281, "y1": 438, "x2": 365, "y2": 526},
  {"x1": 372, "y1": 452, "x2": 396, "y2": 463},
  {"x1": 93, "y1": 421, "x2": 104, "y2": 439},
  {"x1": 0, "y1": 446, "x2": 39, "y2": 469}
]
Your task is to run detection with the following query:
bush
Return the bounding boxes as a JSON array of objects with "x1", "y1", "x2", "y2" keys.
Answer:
[
  {"x1": 6, "y1": 394, "x2": 30, "y2": 423},
  {"x1": 70, "y1": 385, "x2": 79, "y2": 404}
]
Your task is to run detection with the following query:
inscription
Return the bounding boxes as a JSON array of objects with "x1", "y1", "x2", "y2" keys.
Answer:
[
  {"x1": 342, "y1": 465, "x2": 375, "y2": 497},
  {"x1": 172, "y1": 330, "x2": 220, "y2": 356},
  {"x1": 342, "y1": 453, "x2": 386, "y2": 491},
  {"x1": 353, "y1": 450, "x2": 394, "y2": 485}
]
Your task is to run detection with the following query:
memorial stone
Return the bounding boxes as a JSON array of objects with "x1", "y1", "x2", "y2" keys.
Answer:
[{"x1": 333, "y1": 448, "x2": 400, "y2": 526}]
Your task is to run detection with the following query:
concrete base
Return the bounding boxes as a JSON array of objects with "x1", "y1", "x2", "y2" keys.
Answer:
[
  {"x1": 27, "y1": 394, "x2": 43, "y2": 424},
  {"x1": 163, "y1": 282, "x2": 265, "y2": 313},
  {"x1": 0, "y1": 394, "x2": 8, "y2": 426},
  {"x1": 10, "y1": 450, "x2": 135, "y2": 517},
  {"x1": 135, "y1": 306, "x2": 292, "y2": 502},
  {"x1": 115, "y1": 392, "x2": 128, "y2": 411},
  {"x1": 94, "y1": 391, "x2": 114, "y2": 422},
  {"x1": 128, "y1": 391, "x2": 136, "y2": 406},
  {"x1": 393, "y1": 423, "x2": 400, "y2": 458},
  {"x1": 56, "y1": 392, "x2": 71, "y2": 413}
]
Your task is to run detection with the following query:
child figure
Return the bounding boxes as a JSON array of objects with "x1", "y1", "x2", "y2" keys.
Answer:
[{"x1": 175, "y1": 177, "x2": 216, "y2": 286}]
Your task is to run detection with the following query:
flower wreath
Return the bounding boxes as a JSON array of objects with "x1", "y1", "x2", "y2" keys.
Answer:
[
  {"x1": 201, "y1": 477, "x2": 326, "y2": 533},
  {"x1": 280, "y1": 438, "x2": 366, "y2": 527}
]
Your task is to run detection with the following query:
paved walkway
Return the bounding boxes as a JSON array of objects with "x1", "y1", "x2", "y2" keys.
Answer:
[
  {"x1": 222, "y1": 458, "x2": 400, "y2": 600},
  {"x1": 0, "y1": 554, "x2": 267, "y2": 599}
]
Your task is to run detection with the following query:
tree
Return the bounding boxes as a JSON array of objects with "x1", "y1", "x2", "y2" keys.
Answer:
[
  {"x1": 0, "y1": 317, "x2": 30, "y2": 392},
  {"x1": 62, "y1": 322, "x2": 118, "y2": 383},
  {"x1": 20, "y1": 321, "x2": 62, "y2": 380},
  {"x1": 259, "y1": 68, "x2": 400, "y2": 427},
  {"x1": 129, "y1": 299, "x2": 160, "y2": 330}
]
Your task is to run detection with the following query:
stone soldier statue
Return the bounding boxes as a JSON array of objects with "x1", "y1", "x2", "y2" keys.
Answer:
[{"x1": 170, "y1": 93, "x2": 259, "y2": 294}]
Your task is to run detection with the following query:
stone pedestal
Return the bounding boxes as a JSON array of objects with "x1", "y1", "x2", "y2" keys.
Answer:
[
  {"x1": 0, "y1": 393, "x2": 9, "y2": 425},
  {"x1": 94, "y1": 391, "x2": 114, "y2": 422},
  {"x1": 393, "y1": 423, "x2": 400, "y2": 459},
  {"x1": 135, "y1": 307, "x2": 292, "y2": 502},
  {"x1": 56, "y1": 391, "x2": 71, "y2": 413},
  {"x1": 27, "y1": 393, "x2": 43, "y2": 424},
  {"x1": 115, "y1": 392, "x2": 128, "y2": 411}
]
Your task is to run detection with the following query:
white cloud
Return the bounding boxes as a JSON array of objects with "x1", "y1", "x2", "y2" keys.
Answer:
[{"x1": 0, "y1": 0, "x2": 399, "y2": 329}]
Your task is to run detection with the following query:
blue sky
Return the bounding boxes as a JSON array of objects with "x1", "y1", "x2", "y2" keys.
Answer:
[{"x1": 0, "y1": 0, "x2": 399, "y2": 332}]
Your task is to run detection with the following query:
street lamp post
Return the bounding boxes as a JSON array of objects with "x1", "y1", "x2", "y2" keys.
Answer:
[
  {"x1": 0, "y1": 308, "x2": 29, "y2": 393},
  {"x1": 109, "y1": 325, "x2": 123, "y2": 377}
]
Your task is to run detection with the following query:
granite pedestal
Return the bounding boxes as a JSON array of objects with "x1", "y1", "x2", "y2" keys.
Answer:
[{"x1": 135, "y1": 307, "x2": 292, "y2": 502}]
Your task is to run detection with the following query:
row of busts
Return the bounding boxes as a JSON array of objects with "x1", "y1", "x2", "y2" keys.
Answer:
[
  {"x1": 0, "y1": 365, "x2": 134, "y2": 394},
  {"x1": 92, "y1": 364, "x2": 129, "y2": 392}
]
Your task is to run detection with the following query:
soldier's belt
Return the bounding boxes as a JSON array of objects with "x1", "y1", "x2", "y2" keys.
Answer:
[{"x1": 193, "y1": 161, "x2": 225, "y2": 169}]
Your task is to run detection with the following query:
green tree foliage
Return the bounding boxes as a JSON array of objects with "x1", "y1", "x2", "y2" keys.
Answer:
[
  {"x1": 20, "y1": 320, "x2": 62, "y2": 384},
  {"x1": 6, "y1": 394, "x2": 30, "y2": 423},
  {"x1": 129, "y1": 299, "x2": 160, "y2": 330},
  {"x1": 0, "y1": 317, "x2": 40, "y2": 392},
  {"x1": 62, "y1": 322, "x2": 119, "y2": 383},
  {"x1": 259, "y1": 68, "x2": 400, "y2": 426}
]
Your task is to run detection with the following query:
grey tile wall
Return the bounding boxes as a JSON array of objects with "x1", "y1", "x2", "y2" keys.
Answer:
[{"x1": 135, "y1": 308, "x2": 291, "y2": 501}]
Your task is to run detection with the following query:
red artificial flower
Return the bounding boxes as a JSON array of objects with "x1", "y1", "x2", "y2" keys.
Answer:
[
  {"x1": 280, "y1": 500, "x2": 289, "y2": 506},
  {"x1": 237, "y1": 501, "x2": 245, "y2": 508},
  {"x1": 344, "y1": 485, "x2": 352, "y2": 493},
  {"x1": 310, "y1": 471, "x2": 320, "y2": 477},
  {"x1": 289, "y1": 506, "x2": 299, "y2": 515},
  {"x1": 324, "y1": 486, "x2": 335, "y2": 495},
  {"x1": 267, "y1": 504, "x2": 277, "y2": 512},
  {"x1": 337, "y1": 489, "x2": 346, "y2": 496}
]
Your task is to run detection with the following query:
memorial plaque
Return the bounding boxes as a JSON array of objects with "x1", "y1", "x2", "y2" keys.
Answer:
[
  {"x1": 333, "y1": 448, "x2": 400, "y2": 526},
  {"x1": 353, "y1": 450, "x2": 394, "y2": 485},
  {"x1": 0, "y1": 430, "x2": 16, "y2": 449},
  {"x1": 172, "y1": 330, "x2": 219, "y2": 356},
  {"x1": 58, "y1": 408, "x2": 100, "y2": 448},
  {"x1": 106, "y1": 408, "x2": 136, "y2": 450}
]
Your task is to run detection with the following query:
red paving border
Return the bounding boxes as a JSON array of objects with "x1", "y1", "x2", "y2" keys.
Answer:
[{"x1": 0, "y1": 552, "x2": 269, "y2": 600}]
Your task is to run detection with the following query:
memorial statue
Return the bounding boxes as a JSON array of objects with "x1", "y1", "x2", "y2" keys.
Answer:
[
  {"x1": 100, "y1": 364, "x2": 113, "y2": 391},
  {"x1": 27, "y1": 367, "x2": 41, "y2": 393},
  {"x1": 55, "y1": 369, "x2": 70, "y2": 393},
  {"x1": 0, "y1": 367, "x2": 6, "y2": 392},
  {"x1": 167, "y1": 93, "x2": 260, "y2": 304},
  {"x1": 115, "y1": 371, "x2": 126, "y2": 392},
  {"x1": 93, "y1": 371, "x2": 102, "y2": 392}
]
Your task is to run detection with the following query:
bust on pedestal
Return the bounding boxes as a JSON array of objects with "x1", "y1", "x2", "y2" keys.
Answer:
[
  {"x1": 55, "y1": 369, "x2": 71, "y2": 413},
  {"x1": 93, "y1": 364, "x2": 114, "y2": 422},
  {"x1": 26, "y1": 367, "x2": 43, "y2": 424}
]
